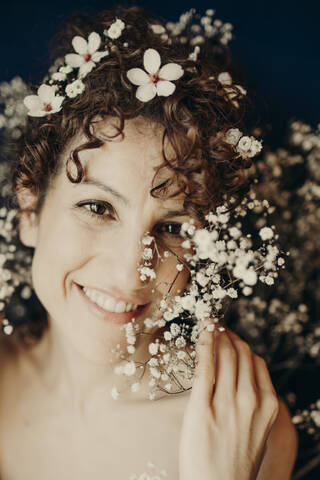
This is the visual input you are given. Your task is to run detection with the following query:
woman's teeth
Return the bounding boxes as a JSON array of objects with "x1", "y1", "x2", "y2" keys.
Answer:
[{"x1": 82, "y1": 286, "x2": 138, "y2": 313}]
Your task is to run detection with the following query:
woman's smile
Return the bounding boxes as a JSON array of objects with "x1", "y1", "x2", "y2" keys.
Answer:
[{"x1": 75, "y1": 282, "x2": 149, "y2": 325}]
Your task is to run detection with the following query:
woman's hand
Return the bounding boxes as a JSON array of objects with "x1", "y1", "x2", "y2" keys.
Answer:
[{"x1": 179, "y1": 326, "x2": 279, "y2": 480}]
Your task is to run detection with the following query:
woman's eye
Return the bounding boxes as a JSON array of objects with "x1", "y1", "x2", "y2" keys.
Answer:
[
  {"x1": 155, "y1": 222, "x2": 182, "y2": 236},
  {"x1": 77, "y1": 201, "x2": 114, "y2": 221}
]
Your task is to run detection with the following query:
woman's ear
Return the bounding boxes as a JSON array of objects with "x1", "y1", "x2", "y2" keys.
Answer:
[{"x1": 16, "y1": 188, "x2": 39, "y2": 248}]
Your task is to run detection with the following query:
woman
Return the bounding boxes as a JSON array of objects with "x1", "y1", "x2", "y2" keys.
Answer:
[{"x1": 0, "y1": 5, "x2": 298, "y2": 479}]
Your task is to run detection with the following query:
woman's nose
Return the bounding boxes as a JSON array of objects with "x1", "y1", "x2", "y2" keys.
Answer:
[{"x1": 102, "y1": 226, "x2": 159, "y2": 294}]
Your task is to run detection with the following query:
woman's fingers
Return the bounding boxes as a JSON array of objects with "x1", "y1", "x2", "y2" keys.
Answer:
[
  {"x1": 213, "y1": 329, "x2": 238, "y2": 403},
  {"x1": 191, "y1": 327, "x2": 217, "y2": 406},
  {"x1": 226, "y1": 330, "x2": 258, "y2": 399}
]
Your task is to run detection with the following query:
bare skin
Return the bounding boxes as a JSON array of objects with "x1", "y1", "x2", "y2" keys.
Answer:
[
  {"x1": 0, "y1": 330, "x2": 298, "y2": 480},
  {"x1": 0, "y1": 117, "x2": 298, "y2": 479},
  {"x1": 179, "y1": 327, "x2": 299, "y2": 480}
]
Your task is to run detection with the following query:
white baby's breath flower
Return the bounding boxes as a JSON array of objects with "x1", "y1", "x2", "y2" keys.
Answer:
[
  {"x1": 59, "y1": 65, "x2": 73, "y2": 74},
  {"x1": 126, "y1": 48, "x2": 184, "y2": 102},
  {"x1": 105, "y1": 18, "x2": 125, "y2": 39},
  {"x1": 51, "y1": 72, "x2": 67, "y2": 82},
  {"x1": 227, "y1": 287, "x2": 238, "y2": 298},
  {"x1": 175, "y1": 336, "x2": 186, "y2": 349},
  {"x1": 123, "y1": 361, "x2": 136, "y2": 376},
  {"x1": 111, "y1": 386, "x2": 119, "y2": 400},
  {"x1": 149, "y1": 342, "x2": 159, "y2": 355},
  {"x1": 237, "y1": 136, "x2": 252, "y2": 152},
  {"x1": 142, "y1": 247, "x2": 153, "y2": 260},
  {"x1": 65, "y1": 32, "x2": 109, "y2": 78},
  {"x1": 164, "y1": 331, "x2": 172, "y2": 341},
  {"x1": 151, "y1": 24, "x2": 166, "y2": 34},
  {"x1": 23, "y1": 84, "x2": 64, "y2": 117},
  {"x1": 142, "y1": 234, "x2": 154, "y2": 245},
  {"x1": 259, "y1": 226, "x2": 274, "y2": 241},
  {"x1": 225, "y1": 128, "x2": 243, "y2": 146},
  {"x1": 179, "y1": 295, "x2": 195, "y2": 313},
  {"x1": 127, "y1": 345, "x2": 135, "y2": 354},
  {"x1": 65, "y1": 79, "x2": 85, "y2": 98},
  {"x1": 150, "y1": 367, "x2": 161, "y2": 379},
  {"x1": 170, "y1": 323, "x2": 181, "y2": 337},
  {"x1": 131, "y1": 382, "x2": 141, "y2": 393},
  {"x1": 218, "y1": 72, "x2": 232, "y2": 85}
]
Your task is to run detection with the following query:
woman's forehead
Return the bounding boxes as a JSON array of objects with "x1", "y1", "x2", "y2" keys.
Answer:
[{"x1": 62, "y1": 117, "x2": 176, "y2": 176}]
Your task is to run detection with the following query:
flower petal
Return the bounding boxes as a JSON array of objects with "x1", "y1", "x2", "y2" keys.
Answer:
[
  {"x1": 51, "y1": 96, "x2": 65, "y2": 110},
  {"x1": 156, "y1": 80, "x2": 176, "y2": 97},
  {"x1": 143, "y1": 49, "x2": 161, "y2": 75},
  {"x1": 136, "y1": 84, "x2": 157, "y2": 102},
  {"x1": 72, "y1": 36, "x2": 88, "y2": 55},
  {"x1": 79, "y1": 61, "x2": 95, "y2": 78},
  {"x1": 218, "y1": 72, "x2": 232, "y2": 85},
  {"x1": 37, "y1": 84, "x2": 55, "y2": 103},
  {"x1": 27, "y1": 110, "x2": 47, "y2": 117},
  {"x1": 23, "y1": 95, "x2": 41, "y2": 111},
  {"x1": 92, "y1": 50, "x2": 109, "y2": 62},
  {"x1": 65, "y1": 54, "x2": 84, "y2": 68},
  {"x1": 159, "y1": 63, "x2": 184, "y2": 81},
  {"x1": 127, "y1": 68, "x2": 150, "y2": 86},
  {"x1": 88, "y1": 32, "x2": 101, "y2": 54},
  {"x1": 150, "y1": 24, "x2": 166, "y2": 34}
]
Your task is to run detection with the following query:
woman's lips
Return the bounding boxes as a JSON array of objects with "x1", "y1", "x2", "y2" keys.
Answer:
[{"x1": 75, "y1": 282, "x2": 147, "y2": 325}]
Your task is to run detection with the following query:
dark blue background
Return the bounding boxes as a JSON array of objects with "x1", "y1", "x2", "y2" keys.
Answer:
[{"x1": 1, "y1": 0, "x2": 319, "y2": 145}]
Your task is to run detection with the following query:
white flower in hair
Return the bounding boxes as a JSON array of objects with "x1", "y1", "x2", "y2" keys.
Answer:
[
  {"x1": 150, "y1": 24, "x2": 166, "y2": 34},
  {"x1": 104, "y1": 18, "x2": 125, "y2": 39},
  {"x1": 65, "y1": 32, "x2": 109, "y2": 78},
  {"x1": 218, "y1": 71, "x2": 232, "y2": 85},
  {"x1": 213, "y1": 71, "x2": 247, "y2": 108},
  {"x1": 65, "y1": 79, "x2": 85, "y2": 98},
  {"x1": 225, "y1": 127, "x2": 242, "y2": 145},
  {"x1": 126, "y1": 48, "x2": 184, "y2": 102},
  {"x1": 23, "y1": 84, "x2": 64, "y2": 117}
]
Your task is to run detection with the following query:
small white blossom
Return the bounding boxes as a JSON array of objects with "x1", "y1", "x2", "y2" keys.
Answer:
[
  {"x1": 24, "y1": 84, "x2": 64, "y2": 117},
  {"x1": 123, "y1": 361, "x2": 136, "y2": 376},
  {"x1": 52, "y1": 72, "x2": 67, "y2": 82},
  {"x1": 218, "y1": 72, "x2": 232, "y2": 85},
  {"x1": 111, "y1": 386, "x2": 119, "y2": 400},
  {"x1": 149, "y1": 342, "x2": 159, "y2": 355},
  {"x1": 225, "y1": 128, "x2": 243, "y2": 146},
  {"x1": 105, "y1": 18, "x2": 125, "y2": 39},
  {"x1": 65, "y1": 32, "x2": 109, "y2": 78},
  {"x1": 170, "y1": 323, "x2": 181, "y2": 337},
  {"x1": 164, "y1": 331, "x2": 172, "y2": 341},
  {"x1": 131, "y1": 382, "x2": 141, "y2": 393},
  {"x1": 150, "y1": 367, "x2": 161, "y2": 379},
  {"x1": 127, "y1": 48, "x2": 184, "y2": 102},
  {"x1": 65, "y1": 79, "x2": 85, "y2": 98},
  {"x1": 142, "y1": 247, "x2": 153, "y2": 260},
  {"x1": 175, "y1": 336, "x2": 186, "y2": 349},
  {"x1": 59, "y1": 65, "x2": 73, "y2": 74},
  {"x1": 151, "y1": 24, "x2": 166, "y2": 34},
  {"x1": 259, "y1": 227, "x2": 274, "y2": 241}
]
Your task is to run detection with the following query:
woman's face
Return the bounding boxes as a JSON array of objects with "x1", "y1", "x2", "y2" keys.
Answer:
[{"x1": 19, "y1": 117, "x2": 194, "y2": 364}]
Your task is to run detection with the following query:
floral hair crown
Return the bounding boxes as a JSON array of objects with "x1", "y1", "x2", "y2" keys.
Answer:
[{"x1": 22, "y1": 8, "x2": 262, "y2": 160}]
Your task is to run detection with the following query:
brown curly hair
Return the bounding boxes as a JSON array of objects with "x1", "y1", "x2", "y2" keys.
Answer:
[
  {"x1": 7, "y1": 4, "x2": 257, "y2": 346},
  {"x1": 11, "y1": 4, "x2": 255, "y2": 220}
]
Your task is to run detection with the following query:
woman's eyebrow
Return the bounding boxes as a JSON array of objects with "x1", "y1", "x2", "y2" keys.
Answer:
[
  {"x1": 81, "y1": 177, "x2": 188, "y2": 218},
  {"x1": 162, "y1": 209, "x2": 189, "y2": 219},
  {"x1": 81, "y1": 177, "x2": 130, "y2": 205}
]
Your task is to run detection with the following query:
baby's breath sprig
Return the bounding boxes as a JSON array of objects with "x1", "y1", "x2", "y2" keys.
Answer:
[{"x1": 111, "y1": 198, "x2": 283, "y2": 400}]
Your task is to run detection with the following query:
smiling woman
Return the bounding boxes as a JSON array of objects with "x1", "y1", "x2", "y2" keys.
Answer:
[{"x1": 0, "y1": 4, "x2": 298, "y2": 480}]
